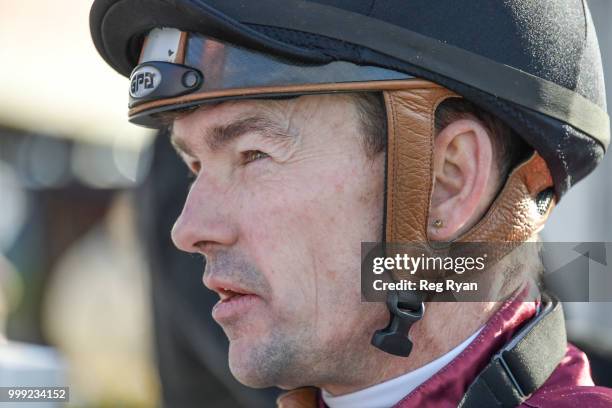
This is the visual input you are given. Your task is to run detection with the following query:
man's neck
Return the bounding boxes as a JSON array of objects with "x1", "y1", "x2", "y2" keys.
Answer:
[{"x1": 322, "y1": 301, "x2": 498, "y2": 396}]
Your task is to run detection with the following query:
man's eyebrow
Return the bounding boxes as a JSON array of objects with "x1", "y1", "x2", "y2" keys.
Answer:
[
  {"x1": 206, "y1": 115, "x2": 294, "y2": 152},
  {"x1": 170, "y1": 115, "x2": 294, "y2": 156}
]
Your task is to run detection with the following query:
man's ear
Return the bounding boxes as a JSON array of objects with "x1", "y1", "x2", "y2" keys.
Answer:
[{"x1": 428, "y1": 118, "x2": 495, "y2": 241}]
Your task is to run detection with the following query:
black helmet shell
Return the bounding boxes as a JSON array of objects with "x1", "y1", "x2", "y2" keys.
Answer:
[{"x1": 90, "y1": 0, "x2": 609, "y2": 197}]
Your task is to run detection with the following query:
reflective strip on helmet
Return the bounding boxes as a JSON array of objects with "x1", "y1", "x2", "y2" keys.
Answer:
[{"x1": 129, "y1": 28, "x2": 412, "y2": 127}]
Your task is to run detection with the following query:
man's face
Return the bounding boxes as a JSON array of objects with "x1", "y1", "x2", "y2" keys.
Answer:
[{"x1": 171, "y1": 95, "x2": 387, "y2": 388}]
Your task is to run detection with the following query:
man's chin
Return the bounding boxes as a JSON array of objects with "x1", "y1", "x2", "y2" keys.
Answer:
[
  {"x1": 227, "y1": 334, "x2": 303, "y2": 389},
  {"x1": 227, "y1": 339, "x2": 277, "y2": 388}
]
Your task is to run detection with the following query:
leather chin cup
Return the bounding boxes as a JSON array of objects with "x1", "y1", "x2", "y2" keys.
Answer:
[{"x1": 372, "y1": 83, "x2": 556, "y2": 357}]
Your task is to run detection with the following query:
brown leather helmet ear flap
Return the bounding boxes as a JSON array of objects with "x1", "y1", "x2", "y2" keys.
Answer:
[
  {"x1": 375, "y1": 83, "x2": 554, "y2": 357},
  {"x1": 383, "y1": 83, "x2": 456, "y2": 244},
  {"x1": 383, "y1": 82, "x2": 556, "y2": 248}
]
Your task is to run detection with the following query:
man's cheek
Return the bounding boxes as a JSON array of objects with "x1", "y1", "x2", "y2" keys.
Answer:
[
  {"x1": 267, "y1": 253, "x2": 317, "y2": 316},
  {"x1": 240, "y1": 222, "x2": 315, "y2": 299}
]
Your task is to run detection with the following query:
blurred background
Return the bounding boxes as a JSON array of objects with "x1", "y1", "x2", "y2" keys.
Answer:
[{"x1": 0, "y1": 1, "x2": 611, "y2": 407}]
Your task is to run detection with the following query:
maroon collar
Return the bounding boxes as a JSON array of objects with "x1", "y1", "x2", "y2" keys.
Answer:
[{"x1": 390, "y1": 289, "x2": 537, "y2": 407}]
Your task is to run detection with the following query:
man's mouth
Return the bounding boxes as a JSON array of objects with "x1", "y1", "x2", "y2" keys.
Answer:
[
  {"x1": 208, "y1": 280, "x2": 262, "y2": 322},
  {"x1": 212, "y1": 291, "x2": 261, "y2": 322},
  {"x1": 218, "y1": 287, "x2": 250, "y2": 302}
]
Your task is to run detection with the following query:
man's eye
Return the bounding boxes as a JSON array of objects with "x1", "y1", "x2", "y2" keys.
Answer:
[{"x1": 242, "y1": 150, "x2": 269, "y2": 164}]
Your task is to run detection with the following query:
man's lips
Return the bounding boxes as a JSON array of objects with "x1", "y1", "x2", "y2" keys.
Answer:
[
  {"x1": 218, "y1": 286, "x2": 251, "y2": 301},
  {"x1": 204, "y1": 276, "x2": 263, "y2": 321},
  {"x1": 212, "y1": 293, "x2": 261, "y2": 322},
  {"x1": 204, "y1": 275, "x2": 258, "y2": 299}
]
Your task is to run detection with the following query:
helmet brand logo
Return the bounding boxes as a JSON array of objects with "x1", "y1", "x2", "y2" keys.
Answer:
[{"x1": 130, "y1": 66, "x2": 161, "y2": 98}]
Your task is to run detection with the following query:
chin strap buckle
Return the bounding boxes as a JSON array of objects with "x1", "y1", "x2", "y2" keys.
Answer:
[{"x1": 371, "y1": 291, "x2": 425, "y2": 357}]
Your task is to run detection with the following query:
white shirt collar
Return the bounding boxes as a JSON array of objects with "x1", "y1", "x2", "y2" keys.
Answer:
[{"x1": 322, "y1": 327, "x2": 483, "y2": 408}]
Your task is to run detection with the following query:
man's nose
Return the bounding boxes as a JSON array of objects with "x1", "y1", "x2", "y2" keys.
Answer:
[{"x1": 171, "y1": 177, "x2": 237, "y2": 254}]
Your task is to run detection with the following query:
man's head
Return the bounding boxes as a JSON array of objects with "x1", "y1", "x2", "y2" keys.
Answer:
[{"x1": 169, "y1": 93, "x2": 518, "y2": 389}]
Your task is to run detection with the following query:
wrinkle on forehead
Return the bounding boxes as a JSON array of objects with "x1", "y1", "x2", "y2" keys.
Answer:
[
  {"x1": 170, "y1": 94, "x2": 358, "y2": 158},
  {"x1": 170, "y1": 98, "x2": 299, "y2": 157},
  {"x1": 205, "y1": 115, "x2": 295, "y2": 152}
]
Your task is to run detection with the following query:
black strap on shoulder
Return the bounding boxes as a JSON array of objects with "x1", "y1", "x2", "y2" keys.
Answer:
[{"x1": 458, "y1": 294, "x2": 567, "y2": 408}]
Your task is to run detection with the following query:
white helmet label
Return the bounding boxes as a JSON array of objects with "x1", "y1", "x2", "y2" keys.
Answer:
[
  {"x1": 139, "y1": 27, "x2": 183, "y2": 64},
  {"x1": 130, "y1": 66, "x2": 161, "y2": 98}
]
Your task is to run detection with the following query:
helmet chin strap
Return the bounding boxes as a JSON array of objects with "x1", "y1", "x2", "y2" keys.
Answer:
[{"x1": 371, "y1": 84, "x2": 555, "y2": 357}]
